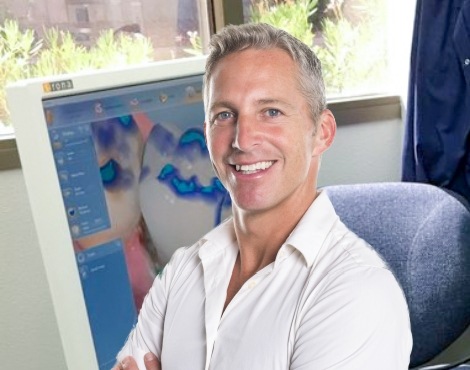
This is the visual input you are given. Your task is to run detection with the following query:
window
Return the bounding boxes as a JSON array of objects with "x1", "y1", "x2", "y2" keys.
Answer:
[
  {"x1": 75, "y1": 7, "x2": 89, "y2": 24},
  {"x1": 224, "y1": 0, "x2": 411, "y2": 99},
  {"x1": 0, "y1": 0, "x2": 211, "y2": 133},
  {"x1": 0, "y1": 0, "x2": 413, "y2": 136}
]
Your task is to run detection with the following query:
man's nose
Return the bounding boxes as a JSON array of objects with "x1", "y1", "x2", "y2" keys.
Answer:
[{"x1": 232, "y1": 114, "x2": 260, "y2": 151}]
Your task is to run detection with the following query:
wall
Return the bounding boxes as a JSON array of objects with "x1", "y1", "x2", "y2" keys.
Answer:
[
  {"x1": 319, "y1": 117, "x2": 403, "y2": 187},
  {"x1": 0, "y1": 168, "x2": 66, "y2": 369},
  {"x1": 319, "y1": 96, "x2": 404, "y2": 186}
]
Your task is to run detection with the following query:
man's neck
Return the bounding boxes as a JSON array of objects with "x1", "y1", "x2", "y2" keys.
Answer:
[
  {"x1": 222, "y1": 191, "x2": 318, "y2": 313},
  {"x1": 231, "y1": 190, "x2": 318, "y2": 277}
]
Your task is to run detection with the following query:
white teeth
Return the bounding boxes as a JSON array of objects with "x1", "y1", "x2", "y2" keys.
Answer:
[{"x1": 235, "y1": 161, "x2": 274, "y2": 173}]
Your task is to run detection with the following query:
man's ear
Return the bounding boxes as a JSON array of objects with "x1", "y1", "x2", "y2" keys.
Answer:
[{"x1": 312, "y1": 109, "x2": 336, "y2": 157}]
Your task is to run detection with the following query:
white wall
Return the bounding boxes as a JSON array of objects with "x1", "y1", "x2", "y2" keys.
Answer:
[
  {"x1": 0, "y1": 168, "x2": 66, "y2": 369},
  {"x1": 319, "y1": 117, "x2": 403, "y2": 187}
]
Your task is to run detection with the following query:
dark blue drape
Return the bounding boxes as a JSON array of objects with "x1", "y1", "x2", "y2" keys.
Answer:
[{"x1": 402, "y1": 0, "x2": 470, "y2": 201}]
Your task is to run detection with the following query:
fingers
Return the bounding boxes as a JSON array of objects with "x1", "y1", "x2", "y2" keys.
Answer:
[
  {"x1": 144, "y1": 352, "x2": 161, "y2": 370},
  {"x1": 111, "y1": 361, "x2": 122, "y2": 370},
  {"x1": 112, "y1": 356, "x2": 139, "y2": 370},
  {"x1": 111, "y1": 353, "x2": 160, "y2": 370}
]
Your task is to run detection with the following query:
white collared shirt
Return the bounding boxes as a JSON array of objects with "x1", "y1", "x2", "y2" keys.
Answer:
[{"x1": 118, "y1": 192, "x2": 412, "y2": 369}]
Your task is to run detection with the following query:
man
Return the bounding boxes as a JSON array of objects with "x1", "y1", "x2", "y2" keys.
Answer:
[{"x1": 114, "y1": 23, "x2": 412, "y2": 370}]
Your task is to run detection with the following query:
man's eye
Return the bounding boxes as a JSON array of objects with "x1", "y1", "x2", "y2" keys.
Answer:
[
  {"x1": 217, "y1": 111, "x2": 234, "y2": 120},
  {"x1": 212, "y1": 111, "x2": 235, "y2": 125},
  {"x1": 266, "y1": 109, "x2": 281, "y2": 117}
]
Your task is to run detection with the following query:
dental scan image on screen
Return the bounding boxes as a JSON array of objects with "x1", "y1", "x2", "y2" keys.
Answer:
[{"x1": 42, "y1": 74, "x2": 231, "y2": 369}]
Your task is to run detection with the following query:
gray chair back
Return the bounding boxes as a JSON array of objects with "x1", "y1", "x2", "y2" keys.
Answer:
[{"x1": 324, "y1": 182, "x2": 470, "y2": 367}]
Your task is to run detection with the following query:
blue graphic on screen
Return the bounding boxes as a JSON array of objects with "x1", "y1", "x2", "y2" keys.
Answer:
[
  {"x1": 155, "y1": 127, "x2": 230, "y2": 225},
  {"x1": 92, "y1": 115, "x2": 142, "y2": 192},
  {"x1": 49, "y1": 124, "x2": 111, "y2": 239},
  {"x1": 76, "y1": 240, "x2": 137, "y2": 370},
  {"x1": 139, "y1": 115, "x2": 232, "y2": 264}
]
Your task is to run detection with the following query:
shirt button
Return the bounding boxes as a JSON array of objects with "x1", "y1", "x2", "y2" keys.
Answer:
[
  {"x1": 465, "y1": 58, "x2": 470, "y2": 66},
  {"x1": 248, "y1": 281, "x2": 257, "y2": 289}
]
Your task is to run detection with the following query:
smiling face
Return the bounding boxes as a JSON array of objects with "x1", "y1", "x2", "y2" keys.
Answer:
[{"x1": 204, "y1": 47, "x2": 335, "y2": 217}]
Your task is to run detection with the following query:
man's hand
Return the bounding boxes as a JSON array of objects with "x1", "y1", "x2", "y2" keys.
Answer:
[{"x1": 112, "y1": 352, "x2": 161, "y2": 370}]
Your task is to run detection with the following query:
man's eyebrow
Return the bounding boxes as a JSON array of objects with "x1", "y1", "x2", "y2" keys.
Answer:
[
  {"x1": 208, "y1": 98, "x2": 295, "y2": 112},
  {"x1": 256, "y1": 98, "x2": 295, "y2": 109},
  {"x1": 208, "y1": 101, "x2": 236, "y2": 112}
]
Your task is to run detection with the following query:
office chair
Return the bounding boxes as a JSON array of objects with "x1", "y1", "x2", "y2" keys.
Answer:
[{"x1": 323, "y1": 182, "x2": 470, "y2": 369}]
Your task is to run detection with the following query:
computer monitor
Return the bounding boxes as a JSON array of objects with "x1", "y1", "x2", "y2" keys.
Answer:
[{"x1": 6, "y1": 56, "x2": 231, "y2": 370}]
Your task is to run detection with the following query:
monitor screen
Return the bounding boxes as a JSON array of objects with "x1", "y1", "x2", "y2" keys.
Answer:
[{"x1": 7, "y1": 57, "x2": 231, "y2": 370}]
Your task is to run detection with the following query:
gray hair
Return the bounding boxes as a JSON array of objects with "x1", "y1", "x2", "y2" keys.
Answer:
[{"x1": 203, "y1": 23, "x2": 326, "y2": 124}]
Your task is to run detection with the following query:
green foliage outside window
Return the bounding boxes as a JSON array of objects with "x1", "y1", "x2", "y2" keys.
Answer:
[
  {"x1": 250, "y1": 0, "x2": 387, "y2": 95},
  {"x1": 177, "y1": 0, "x2": 387, "y2": 97},
  {"x1": 0, "y1": 20, "x2": 41, "y2": 127},
  {"x1": 250, "y1": 0, "x2": 317, "y2": 46},
  {"x1": 0, "y1": 0, "x2": 387, "y2": 128},
  {"x1": 184, "y1": 31, "x2": 204, "y2": 56},
  {"x1": 312, "y1": 0, "x2": 387, "y2": 94},
  {"x1": 0, "y1": 20, "x2": 154, "y2": 126}
]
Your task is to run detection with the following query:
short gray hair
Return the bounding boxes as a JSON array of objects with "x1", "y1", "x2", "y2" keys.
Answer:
[{"x1": 204, "y1": 23, "x2": 326, "y2": 124}]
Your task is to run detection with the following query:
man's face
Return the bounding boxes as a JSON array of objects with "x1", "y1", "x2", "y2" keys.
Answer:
[{"x1": 204, "y1": 47, "x2": 331, "y2": 215}]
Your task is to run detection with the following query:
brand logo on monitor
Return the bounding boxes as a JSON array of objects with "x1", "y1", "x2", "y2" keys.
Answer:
[{"x1": 43, "y1": 80, "x2": 74, "y2": 93}]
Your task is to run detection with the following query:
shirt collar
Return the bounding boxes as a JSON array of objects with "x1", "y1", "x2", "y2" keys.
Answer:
[
  {"x1": 197, "y1": 191, "x2": 339, "y2": 267},
  {"x1": 198, "y1": 217, "x2": 237, "y2": 261},
  {"x1": 284, "y1": 191, "x2": 339, "y2": 267}
]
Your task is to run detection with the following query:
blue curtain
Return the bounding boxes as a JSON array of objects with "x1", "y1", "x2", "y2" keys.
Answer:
[{"x1": 402, "y1": 0, "x2": 470, "y2": 201}]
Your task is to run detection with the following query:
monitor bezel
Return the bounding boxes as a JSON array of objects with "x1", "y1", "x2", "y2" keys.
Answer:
[{"x1": 6, "y1": 56, "x2": 207, "y2": 370}]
